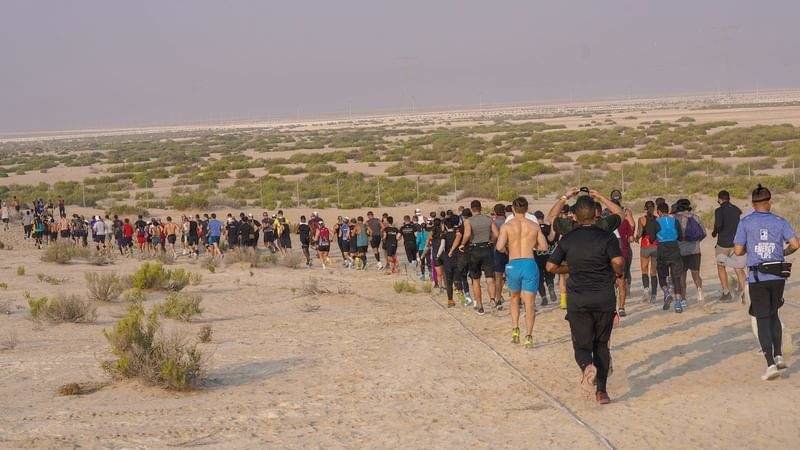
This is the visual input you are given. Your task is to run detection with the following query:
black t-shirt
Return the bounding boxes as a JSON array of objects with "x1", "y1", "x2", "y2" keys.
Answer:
[
  {"x1": 548, "y1": 225, "x2": 621, "y2": 312},
  {"x1": 298, "y1": 223, "x2": 311, "y2": 242},
  {"x1": 384, "y1": 226, "x2": 399, "y2": 246},
  {"x1": 399, "y1": 223, "x2": 417, "y2": 242},
  {"x1": 188, "y1": 220, "x2": 198, "y2": 236},
  {"x1": 134, "y1": 219, "x2": 147, "y2": 232},
  {"x1": 553, "y1": 214, "x2": 621, "y2": 236},
  {"x1": 443, "y1": 226, "x2": 464, "y2": 254},
  {"x1": 225, "y1": 220, "x2": 239, "y2": 237}
]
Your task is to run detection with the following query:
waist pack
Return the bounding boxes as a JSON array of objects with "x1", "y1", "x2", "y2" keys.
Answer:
[{"x1": 749, "y1": 261, "x2": 792, "y2": 281}]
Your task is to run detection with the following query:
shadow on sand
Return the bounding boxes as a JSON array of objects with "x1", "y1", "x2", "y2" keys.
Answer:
[{"x1": 204, "y1": 357, "x2": 307, "y2": 388}]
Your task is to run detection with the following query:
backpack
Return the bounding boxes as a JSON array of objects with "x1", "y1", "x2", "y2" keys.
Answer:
[
  {"x1": 318, "y1": 228, "x2": 330, "y2": 245},
  {"x1": 683, "y1": 215, "x2": 706, "y2": 242},
  {"x1": 643, "y1": 215, "x2": 659, "y2": 240}
]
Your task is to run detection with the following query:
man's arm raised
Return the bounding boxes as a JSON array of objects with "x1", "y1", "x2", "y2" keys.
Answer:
[{"x1": 546, "y1": 187, "x2": 578, "y2": 225}]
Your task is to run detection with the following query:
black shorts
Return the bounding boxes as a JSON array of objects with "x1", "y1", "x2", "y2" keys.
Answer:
[
  {"x1": 94, "y1": 235, "x2": 105, "y2": 243},
  {"x1": 318, "y1": 244, "x2": 330, "y2": 252},
  {"x1": 468, "y1": 244, "x2": 495, "y2": 279},
  {"x1": 187, "y1": 235, "x2": 198, "y2": 246},
  {"x1": 370, "y1": 235, "x2": 381, "y2": 249},
  {"x1": 493, "y1": 249, "x2": 509, "y2": 274},
  {"x1": 301, "y1": 238, "x2": 310, "y2": 249},
  {"x1": 168, "y1": 234, "x2": 177, "y2": 245},
  {"x1": 357, "y1": 245, "x2": 368, "y2": 253},
  {"x1": 60, "y1": 230, "x2": 70, "y2": 238},
  {"x1": 349, "y1": 240, "x2": 358, "y2": 253},
  {"x1": 386, "y1": 244, "x2": 398, "y2": 257},
  {"x1": 681, "y1": 253, "x2": 701, "y2": 271},
  {"x1": 748, "y1": 279, "x2": 785, "y2": 319}
]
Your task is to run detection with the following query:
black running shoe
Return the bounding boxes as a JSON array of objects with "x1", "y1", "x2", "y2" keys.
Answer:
[
  {"x1": 476, "y1": 306, "x2": 485, "y2": 315},
  {"x1": 718, "y1": 292, "x2": 733, "y2": 303},
  {"x1": 662, "y1": 294, "x2": 673, "y2": 311}
]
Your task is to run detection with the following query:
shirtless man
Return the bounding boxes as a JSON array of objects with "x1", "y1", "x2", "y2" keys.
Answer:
[{"x1": 495, "y1": 197, "x2": 549, "y2": 348}]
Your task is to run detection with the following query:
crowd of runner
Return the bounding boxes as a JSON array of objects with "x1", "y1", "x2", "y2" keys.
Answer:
[{"x1": 1, "y1": 182, "x2": 797, "y2": 402}]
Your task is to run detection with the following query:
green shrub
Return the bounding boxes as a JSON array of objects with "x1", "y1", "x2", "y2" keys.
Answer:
[
  {"x1": 102, "y1": 304, "x2": 204, "y2": 390},
  {"x1": 28, "y1": 294, "x2": 97, "y2": 323},
  {"x1": 131, "y1": 262, "x2": 168, "y2": 289},
  {"x1": 85, "y1": 272, "x2": 123, "y2": 302},
  {"x1": 121, "y1": 288, "x2": 148, "y2": 303},
  {"x1": 156, "y1": 292, "x2": 203, "y2": 321},
  {"x1": 393, "y1": 280, "x2": 418, "y2": 294},
  {"x1": 165, "y1": 268, "x2": 191, "y2": 291},
  {"x1": 41, "y1": 242, "x2": 90, "y2": 264}
]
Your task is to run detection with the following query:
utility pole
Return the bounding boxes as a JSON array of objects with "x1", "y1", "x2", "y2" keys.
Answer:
[
  {"x1": 416, "y1": 177, "x2": 420, "y2": 202},
  {"x1": 82, "y1": 182, "x2": 86, "y2": 208},
  {"x1": 621, "y1": 165, "x2": 625, "y2": 195},
  {"x1": 296, "y1": 180, "x2": 300, "y2": 207},
  {"x1": 496, "y1": 174, "x2": 500, "y2": 200},
  {"x1": 536, "y1": 177, "x2": 540, "y2": 200},
  {"x1": 377, "y1": 178, "x2": 382, "y2": 208},
  {"x1": 453, "y1": 173, "x2": 458, "y2": 199},
  {"x1": 336, "y1": 178, "x2": 341, "y2": 207},
  {"x1": 794, "y1": 160, "x2": 796, "y2": 185}
]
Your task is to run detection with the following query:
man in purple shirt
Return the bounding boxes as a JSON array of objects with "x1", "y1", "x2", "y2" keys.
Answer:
[{"x1": 734, "y1": 184, "x2": 800, "y2": 381}]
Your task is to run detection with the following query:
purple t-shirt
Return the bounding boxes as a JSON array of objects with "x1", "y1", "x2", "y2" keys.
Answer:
[{"x1": 733, "y1": 211, "x2": 796, "y2": 282}]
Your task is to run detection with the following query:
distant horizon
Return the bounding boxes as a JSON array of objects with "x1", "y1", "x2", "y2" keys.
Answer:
[{"x1": 2, "y1": 87, "x2": 799, "y2": 140}]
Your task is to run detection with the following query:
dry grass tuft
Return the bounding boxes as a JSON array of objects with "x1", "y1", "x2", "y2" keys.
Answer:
[
  {"x1": 197, "y1": 325, "x2": 213, "y2": 343},
  {"x1": 393, "y1": 280, "x2": 419, "y2": 294},
  {"x1": 41, "y1": 241, "x2": 90, "y2": 264},
  {"x1": 279, "y1": 252, "x2": 304, "y2": 269},
  {"x1": 28, "y1": 293, "x2": 97, "y2": 323},
  {"x1": 85, "y1": 272, "x2": 123, "y2": 302},
  {"x1": 57, "y1": 381, "x2": 108, "y2": 396},
  {"x1": 299, "y1": 303, "x2": 321, "y2": 313},
  {"x1": 16, "y1": 266, "x2": 25, "y2": 276},
  {"x1": 301, "y1": 277, "x2": 332, "y2": 296},
  {"x1": 36, "y1": 273, "x2": 66, "y2": 285},
  {"x1": 0, "y1": 330, "x2": 17, "y2": 350},
  {"x1": 121, "y1": 288, "x2": 148, "y2": 303},
  {"x1": 156, "y1": 292, "x2": 203, "y2": 322}
]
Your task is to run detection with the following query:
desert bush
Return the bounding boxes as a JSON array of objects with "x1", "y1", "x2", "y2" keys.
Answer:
[
  {"x1": 279, "y1": 252, "x2": 304, "y2": 269},
  {"x1": 301, "y1": 277, "x2": 331, "y2": 296},
  {"x1": 102, "y1": 304, "x2": 204, "y2": 390},
  {"x1": 41, "y1": 241, "x2": 90, "y2": 264},
  {"x1": 156, "y1": 292, "x2": 203, "y2": 321},
  {"x1": 36, "y1": 273, "x2": 66, "y2": 285},
  {"x1": 421, "y1": 282, "x2": 433, "y2": 293},
  {"x1": 165, "y1": 268, "x2": 191, "y2": 291},
  {"x1": 131, "y1": 262, "x2": 169, "y2": 289},
  {"x1": 28, "y1": 294, "x2": 97, "y2": 323},
  {"x1": 87, "y1": 253, "x2": 116, "y2": 266},
  {"x1": 57, "y1": 381, "x2": 107, "y2": 396},
  {"x1": 393, "y1": 280, "x2": 418, "y2": 294},
  {"x1": 0, "y1": 282, "x2": 7, "y2": 290},
  {"x1": 199, "y1": 255, "x2": 220, "y2": 273},
  {"x1": 121, "y1": 288, "x2": 148, "y2": 303},
  {"x1": 0, "y1": 330, "x2": 17, "y2": 351},
  {"x1": 197, "y1": 325, "x2": 213, "y2": 343},
  {"x1": 225, "y1": 247, "x2": 262, "y2": 267},
  {"x1": 85, "y1": 273, "x2": 123, "y2": 302},
  {"x1": 16, "y1": 266, "x2": 25, "y2": 276}
]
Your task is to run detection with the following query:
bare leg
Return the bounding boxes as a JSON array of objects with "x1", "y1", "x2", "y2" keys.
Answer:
[
  {"x1": 522, "y1": 291, "x2": 535, "y2": 336},
  {"x1": 471, "y1": 278, "x2": 483, "y2": 308},
  {"x1": 717, "y1": 265, "x2": 730, "y2": 293},
  {"x1": 510, "y1": 291, "x2": 521, "y2": 329}
]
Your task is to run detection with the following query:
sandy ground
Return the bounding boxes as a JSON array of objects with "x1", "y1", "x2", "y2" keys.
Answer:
[{"x1": 1, "y1": 215, "x2": 799, "y2": 449}]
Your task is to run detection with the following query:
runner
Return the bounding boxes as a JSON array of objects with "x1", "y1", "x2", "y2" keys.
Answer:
[
  {"x1": 438, "y1": 215, "x2": 466, "y2": 306},
  {"x1": 92, "y1": 215, "x2": 107, "y2": 252},
  {"x1": 533, "y1": 210, "x2": 558, "y2": 306},
  {"x1": 460, "y1": 200, "x2": 500, "y2": 315},
  {"x1": 733, "y1": 184, "x2": 799, "y2": 380},
  {"x1": 399, "y1": 215, "x2": 418, "y2": 266},
  {"x1": 656, "y1": 202, "x2": 686, "y2": 313},
  {"x1": 226, "y1": 214, "x2": 240, "y2": 250},
  {"x1": 382, "y1": 217, "x2": 400, "y2": 274},
  {"x1": 0, "y1": 202, "x2": 9, "y2": 231},
  {"x1": 496, "y1": 197, "x2": 549, "y2": 348},
  {"x1": 348, "y1": 218, "x2": 359, "y2": 268},
  {"x1": 635, "y1": 200, "x2": 660, "y2": 303},
  {"x1": 355, "y1": 216, "x2": 369, "y2": 270},
  {"x1": 315, "y1": 220, "x2": 332, "y2": 269},
  {"x1": 674, "y1": 199, "x2": 706, "y2": 304},
  {"x1": 22, "y1": 210, "x2": 33, "y2": 240},
  {"x1": 713, "y1": 190, "x2": 747, "y2": 302},
  {"x1": 122, "y1": 217, "x2": 134, "y2": 256},
  {"x1": 416, "y1": 220, "x2": 430, "y2": 280},
  {"x1": 207, "y1": 213, "x2": 223, "y2": 257},
  {"x1": 430, "y1": 217, "x2": 444, "y2": 289},
  {"x1": 57, "y1": 196, "x2": 65, "y2": 217},
  {"x1": 32, "y1": 214, "x2": 45, "y2": 249},
  {"x1": 162, "y1": 216, "x2": 179, "y2": 258},
  {"x1": 366, "y1": 211, "x2": 383, "y2": 269},
  {"x1": 297, "y1": 215, "x2": 312, "y2": 266},
  {"x1": 492, "y1": 203, "x2": 509, "y2": 308},
  {"x1": 546, "y1": 195, "x2": 625, "y2": 404},
  {"x1": 135, "y1": 215, "x2": 148, "y2": 254}
]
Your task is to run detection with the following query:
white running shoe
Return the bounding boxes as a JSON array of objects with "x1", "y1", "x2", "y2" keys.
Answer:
[
  {"x1": 697, "y1": 288, "x2": 704, "y2": 303},
  {"x1": 775, "y1": 355, "x2": 788, "y2": 370},
  {"x1": 761, "y1": 364, "x2": 780, "y2": 381}
]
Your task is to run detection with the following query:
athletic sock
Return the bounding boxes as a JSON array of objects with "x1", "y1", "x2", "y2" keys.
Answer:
[
  {"x1": 650, "y1": 276, "x2": 658, "y2": 296},
  {"x1": 641, "y1": 274, "x2": 650, "y2": 290}
]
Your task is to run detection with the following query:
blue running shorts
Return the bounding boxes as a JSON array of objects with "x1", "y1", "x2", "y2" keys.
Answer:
[{"x1": 505, "y1": 258, "x2": 540, "y2": 294}]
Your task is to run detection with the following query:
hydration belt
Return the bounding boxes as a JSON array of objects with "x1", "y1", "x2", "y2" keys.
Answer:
[
  {"x1": 749, "y1": 261, "x2": 792, "y2": 282},
  {"x1": 469, "y1": 242, "x2": 492, "y2": 249}
]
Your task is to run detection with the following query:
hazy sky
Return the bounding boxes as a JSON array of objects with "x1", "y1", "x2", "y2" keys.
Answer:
[{"x1": 2, "y1": 1, "x2": 798, "y2": 132}]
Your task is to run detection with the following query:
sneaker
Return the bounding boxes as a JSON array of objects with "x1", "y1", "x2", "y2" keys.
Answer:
[
  {"x1": 617, "y1": 308, "x2": 626, "y2": 317},
  {"x1": 697, "y1": 288, "x2": 704, "y2": 303},
  {"x1": 775, "y1": 355, "x2": 788, "y2": 370},
  {"x1": 511, "y1": 327, "x2": 520, "y2": 344},
  {"x1": 541, "y1": 296, "x2": 549, "y2": 307},
  {"x1": 523, "y1": 335, "x2": 533, "y2": 349},
  {"x1": 662, "y1": 294, "x2": 673, "y2": 311},
  {"x1": 476, "y1": 306, "x2": 485, "y2": 316},
  {"x1": 495, "y1": 297, "x2": 504, "y2": 311},
  {"x1": 718, "y1": 292, "x2": 733, "y2": 303},
  {"x1": 596, "y1": 391, "x2": 610, "y2": 405},
  {"x1": 650, "y1": 293, "x2": 657, "y2": 304},
  {"x1": 674, "y1": 300, "x2": 683, "y2": 313},
  {"x1": 580, "y1": 364, "x2": 597, "y2": 394},
  {"x1": 641, "y1": 290, "x2": 650, "y2": 303},
  {"x1": 761, "y1": 364, "x2": 780, "y2": 381},
  {"x1": 447, "y1": 299, "x2": 456, "y2": 308},
  {"x1": 680, "y1": 298, "x2": 687, "y2": 309},
  {"x1": 464, "y1": 292, "x2": 474, "y2": 307}
]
